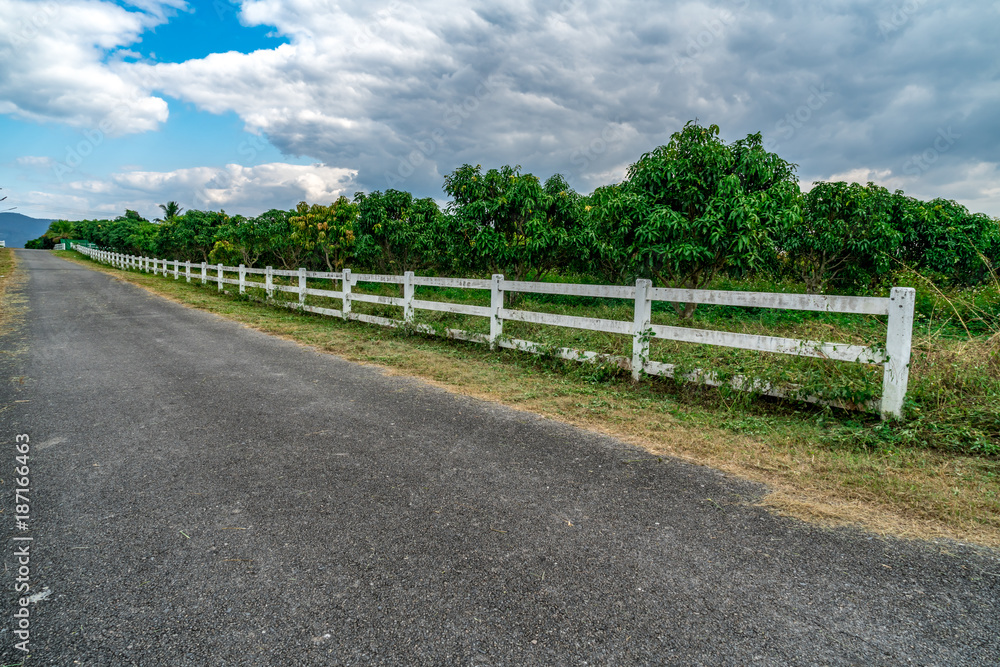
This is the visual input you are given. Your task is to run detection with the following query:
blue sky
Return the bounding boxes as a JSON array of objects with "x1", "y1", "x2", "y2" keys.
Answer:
[{"x1": 3, "y1": 0, "x2": 999, "y2": 222}]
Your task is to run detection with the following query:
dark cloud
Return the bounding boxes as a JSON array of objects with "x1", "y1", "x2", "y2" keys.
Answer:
[{"x1": 6, "y1": 0, "x2": 999, "y2": 216}]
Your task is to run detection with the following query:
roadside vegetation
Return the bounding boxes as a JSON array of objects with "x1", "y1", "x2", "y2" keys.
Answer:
[
  {"x1": 0, "y1": 247, "x2": 23, "y2": 336},
  {"x1": 34, "y1": 119, "x2": 1000, "y2": 544}
]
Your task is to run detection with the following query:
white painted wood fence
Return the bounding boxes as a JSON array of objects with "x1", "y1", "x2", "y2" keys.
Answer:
[{"x1": 73, "y1": 245, "x2": 915, "y2": 418}]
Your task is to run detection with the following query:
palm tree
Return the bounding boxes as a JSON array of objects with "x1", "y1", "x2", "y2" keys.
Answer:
[
  {"x1": 44, "y1": 219, "x2": 78, "y2": 243},
  {"x1": 157, "y1": 201, "x2": 184, "y2": 222},
  {"x1": 1, "y1": 187, "x2": 14, "y2": 212}
]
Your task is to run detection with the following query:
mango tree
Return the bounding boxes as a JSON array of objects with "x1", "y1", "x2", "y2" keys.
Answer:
[
  {"x1": 353, "y1": 190, "x2": 441, "y2": 273},
  {"x1": 625, "y1": 122, "x2": 801, "y2": 316},
  {"x1": 290, "y1": 197, "x2": 358, "y2": 271},
  {"x1": 443, "y1": 164, "x2": 572, "y2": 281},
  {"x1": 576, "y1": 183, "x2": 644, "y2": 284},
  {"x1": 784, "y1": 181, "x2": 901, "y2": 293},
  {"x1": 155, "y1": 210, "x2": 229, "y2": 262},
  {"x1": 897, "y1": 197, "x2": 999, "y2": 286}
]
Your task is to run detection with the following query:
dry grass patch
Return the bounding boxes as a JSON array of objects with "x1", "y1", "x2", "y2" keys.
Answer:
[
  {"x1": 0, "y1": 248, "x2": 26, "y2": 337},
  {"x1": 53, "y1": 250, "x2": 1000, "y2": 549}
]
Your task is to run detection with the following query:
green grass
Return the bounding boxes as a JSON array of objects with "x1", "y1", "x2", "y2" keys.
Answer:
[{"x1": 0, "y1": 248, "x2": 23, "y2": 336}]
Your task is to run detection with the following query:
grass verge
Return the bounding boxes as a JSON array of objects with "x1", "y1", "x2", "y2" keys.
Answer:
[
  {"x1": 0, "y1": 248, "x2": 25, "y2": 337},
  {"x1": 54, "y1": 250, "x2": 1000, "y2": 549}
]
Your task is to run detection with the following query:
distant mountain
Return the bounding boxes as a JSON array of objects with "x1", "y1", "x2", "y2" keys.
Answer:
[{"x1": 0, "y1": 212, "x2": 53, "y2": 248}]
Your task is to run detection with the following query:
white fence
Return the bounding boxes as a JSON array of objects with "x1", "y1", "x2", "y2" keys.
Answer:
[{"x1": 73, "y1": 245, "x2": 915, "y2": 419}]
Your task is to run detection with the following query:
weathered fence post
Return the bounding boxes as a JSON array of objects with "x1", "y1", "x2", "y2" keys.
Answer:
[
  {"x1": 490, "y1": 274, "x2": 504, "y2": 349},
  {"x1": 239, "y1": 264, "x2": 246, "y2": 294},
  {"x1": 265, "y1": 266, "x2": 274, "y2": 300},
  {"x1": 174, "y1": 259, "x2": 179, "y2": 280},
  {"x1": 217, "y1": 263, "x2": 224, "y2": 292},
  {"x1": 185, "y1": 260, "x2": 191, "y2": 283},
  {"x1": 881, "y1": 286, "x2": 916, "y2": 420},
  {"x1": 201, "y1": 262, "x2": 207, "y2": 284},
  {"x1": 403, "y1": 271, "x2": 415, "y2": 324},
  {"x1": 298, "y1": 267, "x2": 307, "y2": 309},
  {"x1": 632, "y1": 279, "x2": 652, "y2": 381},
  {"x1": 342, "y1": 268, "x2": 352, "y2": 320}
]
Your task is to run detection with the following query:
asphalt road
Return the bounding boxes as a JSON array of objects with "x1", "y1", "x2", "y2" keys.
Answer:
[{"x1": 1, "y1": 249, "x2": 998, "y2": 666}]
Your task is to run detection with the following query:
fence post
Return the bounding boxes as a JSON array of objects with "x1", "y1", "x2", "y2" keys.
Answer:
[
  {"x1": 632, "y1": 279, "x2": 652, "y2": 381},
  {"x1": 174, "y1": 259, "x2": 179, "y2": 280},
  {"x1": 265, "y1": 266, "x2": 273, "y2": 300},
  {"x1": 298, "y1": 267, "x2": 307, "y2": 309},
  {"x1": 342, "y1": 268, "x2": 352, "y2": 320},
  {"x1": 217, "y1": 263, "x2": 224, "y2": 291},
  {"x1": 201, "y1": 262, "x2": 207, "y2": 284},
  {"x1": 490, "y1": 274, "x2": 504, "y2": 349},
  {"x1": 881, "y1": 286, "x2": 916, "y2": 420},
  {"x1": 185, "y1": 261, "x2": 191, "y2": 283},
  {"x1": 239, "y1": 264, "x2": 246, "y2": 294},
  {"x1": 403, "y1": 271, "x2": 415, "y2": 324}
]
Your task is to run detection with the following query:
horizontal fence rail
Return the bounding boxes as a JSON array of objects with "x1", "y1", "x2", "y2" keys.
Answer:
[{"x1": 72, "y1": 245, "x2": 915, "y2": 418}]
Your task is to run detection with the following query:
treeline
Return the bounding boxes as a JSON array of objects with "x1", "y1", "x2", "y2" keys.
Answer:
[{"x1": 38, "y1": 122, "x2": 999, "y2": 304}]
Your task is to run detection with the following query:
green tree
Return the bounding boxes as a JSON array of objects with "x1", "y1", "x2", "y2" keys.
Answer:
[
  {"x1": 784, "y1": 182, "x2": 901, "y2": 293},
  {"x1": 576, "y1": 183, "x2": 644, "y2": 284},
  {"x1": 290, "y1": 197, "x2": 358, "y2": 271},
  {"x1": 625, "y1": 121, "x2": 801, "y2": 316},
  {"x1": 353, "y1": 189, "x2": 441, "y2": 273},
  {"x1": 44, "y1": 219, "x2": 78, "y2": 243},
  {"x1": 442, "y1": 164, "x2": 572, "y2": 281},
  {"x1": 157, "y1": 201, "x2": 184, "y2": 222},
  {"x1": 896, "y1": 197, "x2": 998, "y2": 286},
  {"x1": 155, "y1": 210, "x2": 228, "y2": 262}
]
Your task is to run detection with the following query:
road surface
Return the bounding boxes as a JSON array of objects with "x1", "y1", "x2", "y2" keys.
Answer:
[{"x1": 2, "y1": 249, "x2": 998, "y2": 665}]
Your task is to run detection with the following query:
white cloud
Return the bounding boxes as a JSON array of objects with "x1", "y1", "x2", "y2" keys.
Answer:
[
  {"x1": 86, "y1": 162, "x2": 355, "y2": 216},
  {"x1": 112, "y1": 162, "x2": 356, "y2": 210},
  {"x1": 12, "y1": 161, "x2": 356, "y2": 221},
  {"x1": 16, "y1": 156, "x2": 55, "y2": 168},
  {"x1": 0, "y1": 0, "x2": 178, "y2": 133}
]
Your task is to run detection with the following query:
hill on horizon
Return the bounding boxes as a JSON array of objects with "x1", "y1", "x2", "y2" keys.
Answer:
[{"x1": 0, "y1": 212, "x2": 53, "y2": 248}]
